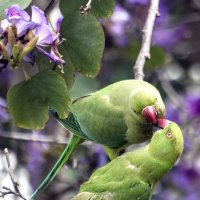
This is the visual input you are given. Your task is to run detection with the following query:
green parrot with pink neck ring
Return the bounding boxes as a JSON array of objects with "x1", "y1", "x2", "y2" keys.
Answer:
[{"x1": 29, "y1": 80, "x2": 166, "y2": 200}]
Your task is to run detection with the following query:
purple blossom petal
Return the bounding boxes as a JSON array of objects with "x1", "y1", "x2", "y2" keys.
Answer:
[
  {"x1": 1, "y1": 18, "x2": 35, "y2": 37},
  {"x1": 36, "y1": 46, "x2": 64, "y2": 65},
  {"x1": 49, "y1": 7, "x2": 63, "y2": 32},
  {"x1": 3, "y1": 5, "x2": 35, "y2": 37},
  {"x1": 33, "y1": 25, "x2": 54, "y2": 46},
  {"x1": 5, "y1": 5, "x2": 30, "y2": 22},
  {"x1": 15, "y1": 20, "x2": 36, "y2": 37},
  {"x1": 31, "y1": 6, "x2": 48, "y2": 25},
  {"x1": 31, "y1": 6, "x2": 61, "y2": 46},
  {"x1": 1, "y1": 19, "x2": 11, "y2": 31}
]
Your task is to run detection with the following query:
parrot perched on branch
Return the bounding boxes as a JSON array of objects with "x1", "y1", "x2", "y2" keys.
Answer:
[
  {"x1": 29, "y1": 80, "x2": 166, "y2": 200},
  {"x1": 72, "y1": 120, "x2": 184, "y2": 200}
]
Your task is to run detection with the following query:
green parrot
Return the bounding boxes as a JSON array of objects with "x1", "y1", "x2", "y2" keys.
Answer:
[
  {"x1": 72, "y1": 120, "x2": 184, "y2": 200},
  {"x1": 29, "y1": 80, "x2": 166, "y2": 199}
]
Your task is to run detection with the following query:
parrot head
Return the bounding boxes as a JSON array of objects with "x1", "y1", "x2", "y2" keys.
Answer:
[
  {"x1": 130, "y1": 88, "x2": 166, "y2": 125},
  {"x1": 149, "y1": 119, "x2": 184, "y2": 166}
]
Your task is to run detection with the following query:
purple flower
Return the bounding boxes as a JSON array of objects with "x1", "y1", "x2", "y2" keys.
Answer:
[
  {"x1": 0, "y1": 5, "x2": 64, "y2": 67},
  {"x1": 3, "y1": 5, "x2": 59, "y2": 46},
  {"x1": 1, "y1": 5, "x2": 35, "y2": 37},
  {"x1": 31, "y1": 6, "x2": 58, "y2": 46},
  {"x1": 36, "y1": 46, "x2": 64, "y2": 65},
  {"x1": 6, "y1": 5, "x2": 30, "y2": 21}
]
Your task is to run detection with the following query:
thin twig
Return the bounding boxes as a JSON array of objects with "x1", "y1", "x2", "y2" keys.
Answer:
[
  {"x1": 133, "y1": 0, "x2": 160, "y2": 80},
  {"x1": 0, "y1": 186, "x2": 26, "y2": 200},
  {"x1": 2, "y1": 148, "x2": 26, "y2": 200}
]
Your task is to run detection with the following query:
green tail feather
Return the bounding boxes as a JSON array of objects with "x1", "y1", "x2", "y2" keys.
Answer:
[{"x1": 28, "y1": 134, "x2": 83, "y2": 200}]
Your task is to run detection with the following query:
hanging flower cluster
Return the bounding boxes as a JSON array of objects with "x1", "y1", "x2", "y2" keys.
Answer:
[{"x1": 0, "y1": 5, "x2": 64, "y2": 72}]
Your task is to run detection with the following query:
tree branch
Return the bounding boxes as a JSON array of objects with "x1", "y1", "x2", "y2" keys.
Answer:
[
  {"x1": 1, "y1": 148, "x2": 26, "y2": 200},
  {"x1": 133, "y1": 0, "x2": 160, "y2": 80},
  {"x1": 0, "y1": 186, "x2": 26, "y2": 200}
]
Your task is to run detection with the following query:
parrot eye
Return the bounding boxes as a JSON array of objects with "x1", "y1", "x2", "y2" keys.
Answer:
[{"x1": 166, "y1": 132, "x2": 173, "y2": 139}]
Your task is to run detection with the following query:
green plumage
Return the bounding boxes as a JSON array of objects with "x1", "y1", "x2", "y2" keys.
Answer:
[
  {"x1": 71, "y1": 80, "x2": 165, "y2": 148},
  {"x1": 29, "y1": 80, "x2": 165, "y2": 199},
  {"x1": 72, "y1": 122, "x2": 184, "y2": 200}
]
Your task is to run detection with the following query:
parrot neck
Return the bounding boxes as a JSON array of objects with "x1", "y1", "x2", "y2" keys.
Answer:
[{"x1": 139, "y1": 147, "x2": 172, "y2": 183}]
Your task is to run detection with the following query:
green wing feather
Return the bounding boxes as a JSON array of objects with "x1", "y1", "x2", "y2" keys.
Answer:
[{"x1": 49, "y1": 109, "x2": 90, "y2": 140}]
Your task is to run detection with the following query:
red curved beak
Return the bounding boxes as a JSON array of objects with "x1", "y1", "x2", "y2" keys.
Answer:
[
  {"x1": 142, "y1": 106, "x2": 157, "y2": 124},
  {"x1": 156, "y1": 119, "x2": 171, "y2": 129}
]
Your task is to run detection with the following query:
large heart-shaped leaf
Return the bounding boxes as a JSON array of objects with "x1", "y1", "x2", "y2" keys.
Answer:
[
  {"x1": 7, "y1": 69, "x2": 70, "y2": 130},
  {"x1": 61, "y1": 12, "x2": 105, "y2": 77},
  {"x1": 0, "y1": 0, "x2": 32, "y2": 20}
]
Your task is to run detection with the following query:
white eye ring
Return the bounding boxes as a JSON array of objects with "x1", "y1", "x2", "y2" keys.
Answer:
[{"x1": 167, "y1": 132, "x2": 173, "y2": 139}]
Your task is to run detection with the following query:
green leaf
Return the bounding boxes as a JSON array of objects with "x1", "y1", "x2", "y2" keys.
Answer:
[
  {"x1": 7, "y1": 70, "x2": 70, "y2": 130},
  {"x1": 70, "y1": 74, "x2": 100, "y2": 100},
  {"x1": 35, "y1": 50, "x2": 55, "y2": 71},
  {"x1": 0, "y1": 0, "x2": 32, "y2": 20},
  {"x1": 60, "y1": 0, "x2": 114, "y2": 18},
  {"x1": 58, "y1": 44, "x2": 75, "y2": 89},
  {"x1": 61, "y1": 12, "x2": 105, "y2": 77},
  {"x1": 60, "y1": 0, "x2": 85, "y2": 17},
  {"x1": 91, "y1": 0, "x2": 115, "y2": 18}
]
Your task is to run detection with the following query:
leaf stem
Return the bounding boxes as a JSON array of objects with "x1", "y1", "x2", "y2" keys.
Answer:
[{"x1": 133, "y1": 0, "x2": 160, "y2": 80}]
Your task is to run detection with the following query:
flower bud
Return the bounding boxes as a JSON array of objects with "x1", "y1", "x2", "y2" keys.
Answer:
[
  {"x1": 0, "y1": 41, "x2": 11, "y2": 61},
  {"x1": 7, "y1": 26, "x2": 17, "y2": 46},
  {"x1": 12, "y1": 41, "x2": 22, "y2": 60},
  {"x1": 18, "y1": 36, "x2": 39, "y2": 62}
]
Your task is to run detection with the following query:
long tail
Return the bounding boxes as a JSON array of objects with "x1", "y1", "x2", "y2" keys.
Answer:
[{"x1": 28, "y1": 134, "x2": 83, "y2": 200}]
